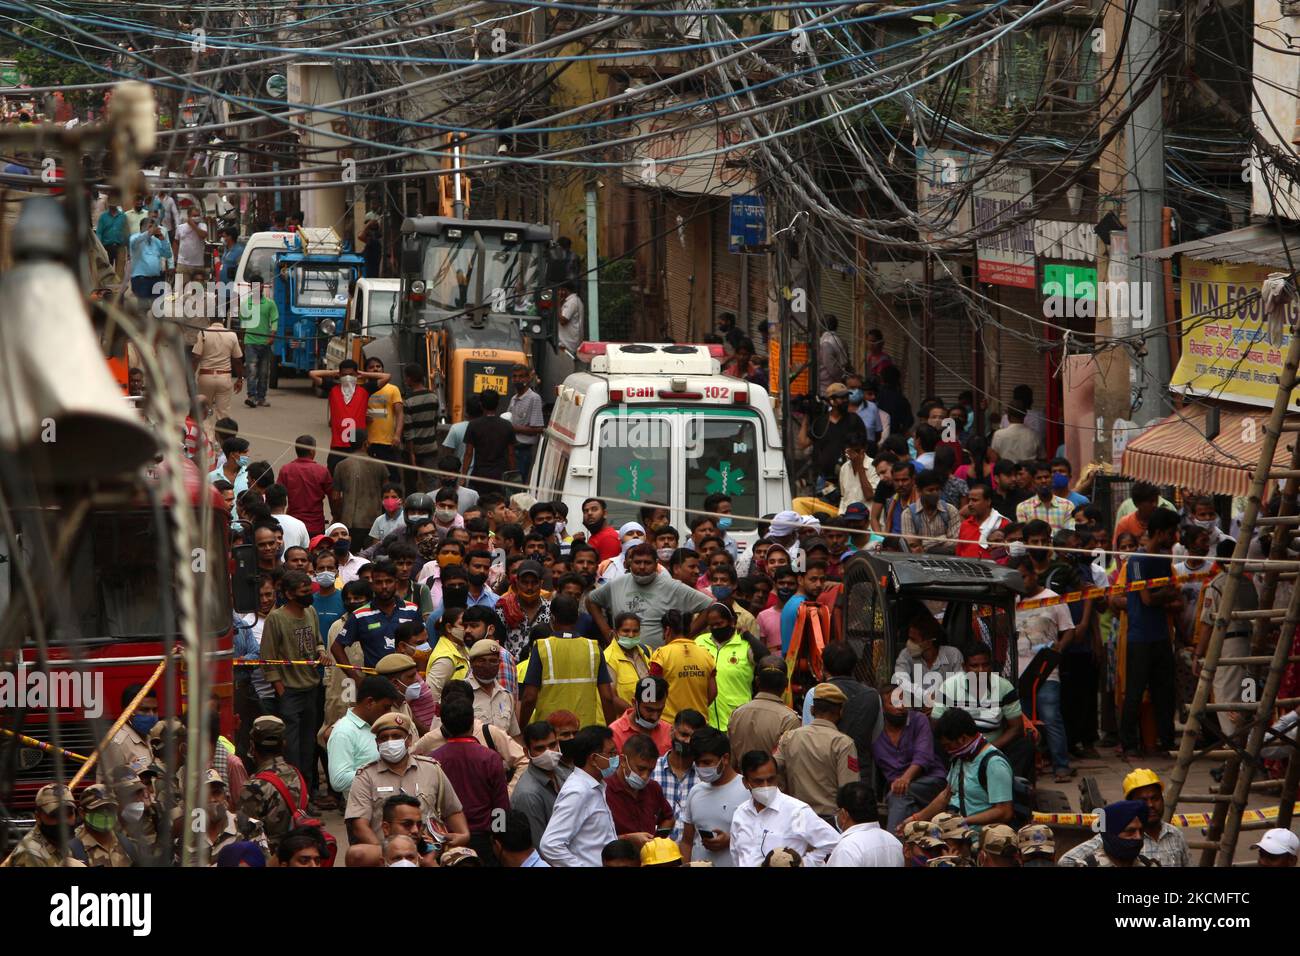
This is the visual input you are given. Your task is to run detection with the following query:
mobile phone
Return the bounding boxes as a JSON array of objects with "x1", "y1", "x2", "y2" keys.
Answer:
[
  {"x1": 698, "y1": 829, "x2": 716, "y2": 839},
  {"x1": 656, "y1": 826, "x2": 673, "y2": 838}
]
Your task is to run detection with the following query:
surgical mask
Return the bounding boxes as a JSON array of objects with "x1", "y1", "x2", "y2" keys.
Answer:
[
  {"x1": 314, "y1": 571, "x2": 336, "y2": 589},
  {"x1": 122, "y1": 801, "x2": 146, "y2": 824},
  {"x1": 531, "y1": 748, "x2": 563, "y2": 772},
  {"x1": 717, "y1": 516, "x2": 733, "y2": 531},
  {"x1": 435, "y1": 507, "x2": 457, "y2": 523},
  {"x1": 554, "y1": 520, "x2": 566, "y2": 537},
  {"x1": 130, "y1": 714, "x2": 159, "y2": 736},
  {"x1": 848, "y1": 388, "x2": 864, "y2": 404},
  {"x1": 403, "y1": 679, "x2": 424, "y2": 702},
  {"x1": 1194, "y1": 517, "x2": 1219, "y2": 530},
  {"x1": 672, "y1": 738, "x2": 690, "y2": 759},
  {"x1": 711, "y1": 585, "x2": 733, "y2": 601},
  {"x1": 238, "y1": 455, "x2": 250, "y2": 468},
  {"x1": 599, "y1": 754, "x2": 620, "y2": 779},
  {"x1": 447, "y1": 624, "x2": 466, "y2": 642},
  {"x1": 382, "y1": 496, "x2": 401, "y2": 513},
  {"x1": 751, "y1": 786, "x2": 780, "y2": 806},
  {"x1": 378, "y1": 739, "x2": 408, "y2": 763},
  {"x1": 616, "y1": 635, "x2": 640, "y2": 650},
  {"x1": 534, "y1": 522, "x2": 555, "y2": 538},
  {"x1": 1007, "y1": 541, "x2": 1027, "y2": 558},
  {"x1": 388, "y1": 858, "x2": 418, "y2": 868},
  {"x1": 657, "y1": 547, "x2": 675, "y2": 562},
  {"x1": 633, "y1": 710, "x2": 659, "y2": 730},
  {"x1": 905, "y1": 639, "x2": 924, "y2": 658},
  {"x1": 632, "y1": 573, "x2": 657, "y2": 586},
  {"x1": 696, "y1": 764, "x2": 721, "y2": 784},
  {"x1": 625, "y1": 770, "x2": 648, "y2": 790},
  {"x1": 85, "y1": 809, "x2": 117, "y2": 832}
]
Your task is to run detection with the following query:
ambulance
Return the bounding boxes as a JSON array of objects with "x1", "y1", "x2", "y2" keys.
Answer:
[{"x1": 531, "y1": 342, "x2": 790, "y2": 555}]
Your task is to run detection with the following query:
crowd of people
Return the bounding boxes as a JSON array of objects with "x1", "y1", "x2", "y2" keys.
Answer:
[{"x1": 8, "y1": 315, "x2": 1300, "y2": 870}]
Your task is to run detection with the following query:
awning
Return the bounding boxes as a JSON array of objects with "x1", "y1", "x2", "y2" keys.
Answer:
[
  {"x1": 1119, "y1": 404, "x2": 1298, "y2": 497},
  {"x1": 1140, "y1": 224, "x2": 1300, "y2": 269}
]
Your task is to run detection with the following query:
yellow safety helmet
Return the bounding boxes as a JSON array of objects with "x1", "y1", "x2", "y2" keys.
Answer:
[
  {"x1": 640, "y1": 837, "x2": 683, "y2": 867},
  {"x1": 1122, "y1": 767, "x2": 1163, "y2": 797}
]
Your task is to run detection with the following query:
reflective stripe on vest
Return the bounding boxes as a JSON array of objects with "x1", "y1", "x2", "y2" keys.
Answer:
[{"x1": 535, "y1": 636, "x2": 604, "y2": 727}]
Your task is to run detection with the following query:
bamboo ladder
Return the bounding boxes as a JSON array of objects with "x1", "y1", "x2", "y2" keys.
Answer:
[{"x1": 1164, "y1": 327, "x2": 1300, "y2": 865}]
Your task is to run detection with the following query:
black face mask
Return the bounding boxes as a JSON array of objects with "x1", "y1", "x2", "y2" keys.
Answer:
[
  {"x1": 466, "y1": 572, "x2": 487, "y2": 589},
  {"x1": 39, "y1": 822, "x2": 66, "y2": 845},
  {"x1": 534, "y1": 522, "x2": 555, "y2": 538},
  {"x1": 334, "y1": 542, "x2": 351, "y2": 558},
  {"x1": 579, "y1": 572, "x2": 595, "y2": 587},
  {"x1": 710, "y1": 626, "x2": 732, "y2": 643},
  {"x1": 584, "y1": 517, "x2": 604, "y2": 532},
  {"x1": 443, "y1": 584, "x2": 469, "y2": 605},
  {"x1": 884, "y1": 711, "x2": 908, "y2": 727},
  {"x1": 672, "y1": 738, "x2": 690, "y2": 758}
]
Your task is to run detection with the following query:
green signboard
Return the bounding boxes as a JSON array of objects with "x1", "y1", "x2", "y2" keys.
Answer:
[{"x1": 1042, "y1": 263, "x2": 1097, "y2": 300}]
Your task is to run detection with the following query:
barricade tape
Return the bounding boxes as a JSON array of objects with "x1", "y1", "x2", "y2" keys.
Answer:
[
  {"x1": 1032, "y1": 803, "x2": 1300, "y2": 829},
  {"x1": 975, "y1": 570, "x2": 1218, "y2": 615}
]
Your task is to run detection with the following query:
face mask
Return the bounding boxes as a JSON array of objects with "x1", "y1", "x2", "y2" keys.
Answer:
[
  {"x1": 314, "y1": 571, "x2": 336, "y2": 589},
  {"x1": 584, "y1": 517, "x2": 604, "y2": 532},
  {"x1": 1101, "y1": 833, "x2": 1144, "y2": 863},
  {"x1": 334, "y1": 541, "x2": 351, "y2": 557},
  {"x1": 39, "y1": 822, "x2": 67, "y2": 844},
  {"x1": 848, "y1": 388, "x2": 864, "y2": 404},
  {"x1": 625, "y1": 770, "x2": 648, "y2": 791},
  {"x1": 621, "y1": 536, "x2": 644, "y2": 555},
  {"x1": 465, "y1": 572, "x2": 486, "y2": 589},
  {"x1": 1052, "y1": 473, "x2": 1070, "y2": 492},
  {"x1": 447, "y1": 624, "x2": 466, "y2": 642},
  {"x1": 598, "y1": 754, "x2": 620, "y2": 780},
  {"x1": 696, "y1": 763, "x2": 721, "y2": 784},
  {"x1": 632, "y1": 573, "x2": 657, "y2": 586},
  {"x1": 534, "y1": 522, "x2": 556, "y2": 538},
  {"x1": 434, "y1": 551, "x2": 458, "y2": 566},
  {"x1": 905, "y1": 639, "x2": 924, "y2": 658},
  {"x1": 130, "y1": 714, "x2": 159, "y2": 736},
  {"x1": 672, "y1": 738, "x2": 690, "y2": 759},
  {"x1": 751, "y1": 785, "x2": 780, "y2": 806},
  {"x1": 378, "y1": 739, "x2": 407, "y2": 763},
  {"x1": 633, "y1": 710, "x2": 659, "y2": 730},
  {"x1": 388, "y1": 858, "x2": 418, "y2": 868},
  {"x1": 554, "y1": 520, "x2": 566, "y2": 537},
  {"x1": 710, "y1": 625, "x2": 732, "y2": 643},
  {"x1": 404, "y1": 679, "x2": 424, "y2": 702},
  {"x1": 382, "y1": 497, "x2": 401, "y2": 514},
  {"x1": 531, "y1": 748, "x2": 562, "y2": 772},
  {"x1": 717, "y1": 516, "x2": 733, "y2": 531},
  {"x1": 340, "y1": 374, "x2": 358, "y2": 389},
  {"x1": 1194, "y1": 517, "x2": 1218, "y2": 530},
  {"x1": 776, "y1": 587, "x2": 797, "y2": 602},
  {"x1": 1007, "y1": 541, "x2": 1027, "y2": 558},
  {"x1": 122, "y1": 801, "x2": 146, "y2": 824},
  {"x1": 616, "y1": 635, "x2": 640, "y2": 650},
  {"x1": 711, "y1": 585, "x2": 733, "y2": 602},
  {"x1": 657, "y1": 547, "x2": 674, "y2": 562},
  {"x1": 444, "y1": 585, "x2": 469, "y2": 603},
  {"x1": 435, "y1": 507, "x2": 457, "y2": 523},
  {"x1": 946, "y1": 736, "x2": 983, "y2": 760},
  {"x1": 238, "y1": 455, "x2": 251, "y2": 468},
  {"x1": 884, "y1": 711, "x2": 908, "y2": 727},
  {"x1": 208, "y1": 801, "x2": 229, "y2": 825},
  {"x1": 85, "y1": 809, "x2": 116, "y2": 832}
]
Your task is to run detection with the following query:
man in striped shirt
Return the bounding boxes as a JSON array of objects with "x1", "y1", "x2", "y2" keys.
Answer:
[{"x1": 403, "y1": 364, "x2": 441, "y2": 492}]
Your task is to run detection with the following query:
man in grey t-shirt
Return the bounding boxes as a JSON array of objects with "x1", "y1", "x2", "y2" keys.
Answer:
[{"x1": 586, "y1": 544, "x2": 712, "y2": 649}]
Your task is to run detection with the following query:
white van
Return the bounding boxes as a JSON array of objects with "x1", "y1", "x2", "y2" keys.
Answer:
[
  {"x1": 530, "y1": 342, "x2": 790, "y2": 556},
  {"x1": 323, "y1": 277, "x2": 401, "y2": 372}
]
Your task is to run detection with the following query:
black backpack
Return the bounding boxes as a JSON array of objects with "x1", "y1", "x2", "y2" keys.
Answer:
[{"x1": 956, "y1": 747, "x2": 1033, "y2": 828}]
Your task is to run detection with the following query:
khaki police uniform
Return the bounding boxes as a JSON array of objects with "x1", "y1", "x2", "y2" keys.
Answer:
[
  {"x1": 727, "y1": 692, "x2": 802, "y2": 765},
  {"x1": 192, "y1": 321, "x2": 243, "y2": 420},
  {"x1": 1, "y1": 785, "x2": 86, "y2": 868},
  {"x1": 344, "y1": 754, "x2": 463, "y2": 837},
  {"x1": 102, "y1": 723, "x2": 153, "y2": 778},
  {"x1": 74, "y1": 784, "x2": 131, "y2": 868},
  {"x1": 774, "y1": 717, "x2": 859, "y2": 817}
]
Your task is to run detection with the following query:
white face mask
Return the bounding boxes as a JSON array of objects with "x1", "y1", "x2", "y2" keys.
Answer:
[
  {"x1": 314, "y1": 572, "x2": 336, "y2": 589},
  {"x1": 531, "y1": 748, "x2": 563, "y2": 772},
  {"x1": 696, "y1": 764, "x2": 721, "y2": 784},
  {"x1": 378, "y1": 739, "x2": 408, "y2": 763},
  {"x1": 122, "y1": 801, "x2": 146, "y2": 823},
  {"x1": 1007, "y1": 541, "x2": 1027, "y2": 557},
  {"x1": 340, "y1": 375, "x2": 358, "y2": 388},
  {"x1": 751, "y1": 786, "x2": 780, "y2": 806},
  {"x1": 403, "y1": 680, "x2": 423, "y2": 702},
  {"x1": 554, "y1": 520, "x2": 566, "y2": 537},
  {"x1": 387, "y1": 858, "x2": 418, "y2": 868},
  {"x1": 625, "y1": 770, "x2": 648, "y2": 791}
]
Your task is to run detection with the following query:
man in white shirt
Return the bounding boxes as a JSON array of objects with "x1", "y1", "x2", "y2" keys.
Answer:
[
  {"x1": 679, "y1": 728, "x2": 749, "y2": 866},
  {"x1": 268, "y1": 484, "x2": 311, "y2": 550},
  {"x1": 827, "y1": 781, "x2": 904, "y2": 866},
  {"x1": 557, "y1": 283, "x2": 585, "y2": 354},
  {"x1": 175, "y1": 206, "x2": 209, "y2": 284},
  {"x1": 539, "y1": 725, "x2": 619, "y2": 866},
  {"x1": 1011, "y1": 556, "x2": 1075, "y2": 782},
  {"x1": 729, "y1": 750, "x2": 838, "y2": 867}
]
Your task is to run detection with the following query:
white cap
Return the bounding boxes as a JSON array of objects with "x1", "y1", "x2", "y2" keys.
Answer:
[{"x1": 1251, "y1": 828, "x2": 1300, "y2": 857}]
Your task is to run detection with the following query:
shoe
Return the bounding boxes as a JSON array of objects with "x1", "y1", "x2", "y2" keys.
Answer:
[
  {"x1": 244, "y1": 399, "x2": 256, "y2": 407},
  {"x1": 257, "y1": 399, "x2": 269, "y2": 407}
]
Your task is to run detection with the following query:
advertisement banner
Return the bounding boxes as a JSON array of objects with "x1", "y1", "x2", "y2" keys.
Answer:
[
  {"x1": 915, "y1": 148, "x2": 972, "y2": 243},
  {"x1": 1171, "y1": 257, "x2": 1300, "y2": 410},
  {"x1": 973, "y1": 166, "x2": 1035, "y2": 287}
]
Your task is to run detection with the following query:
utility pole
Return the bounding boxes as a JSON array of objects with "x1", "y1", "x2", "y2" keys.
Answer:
[
  {"x1": 585, "y1": 181, "x2": 600, "y2": 339},
  {"x1": 1123, "y1": 0, "x2": 1169, "y2": 425}
]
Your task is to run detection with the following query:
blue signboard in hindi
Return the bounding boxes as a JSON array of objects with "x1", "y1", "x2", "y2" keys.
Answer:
[{"x1": 729, "y1": 194, "x2": 766, "y2": 253}]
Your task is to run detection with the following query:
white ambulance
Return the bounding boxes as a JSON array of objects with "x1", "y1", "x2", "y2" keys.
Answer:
[{"x1": 530, "y1": 342, "x2": 790, "y2": 555}]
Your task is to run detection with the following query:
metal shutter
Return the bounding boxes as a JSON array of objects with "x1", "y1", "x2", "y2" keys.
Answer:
[{"x1": 987, "y1": 284, "x2": 1049, "y2": 415}]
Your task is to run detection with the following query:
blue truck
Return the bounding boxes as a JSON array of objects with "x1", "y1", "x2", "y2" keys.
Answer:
[{"x1": 262, "y1": 228, "x2": 365, "y2": 386}]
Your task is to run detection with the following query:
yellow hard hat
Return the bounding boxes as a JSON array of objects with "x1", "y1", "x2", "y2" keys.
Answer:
[
  {"x1": 1122, "y1": 768, "x2": 1163, "y2": 797},
  {"x1": 640, "y1": 837, "x2": 682, "y2": 867}
]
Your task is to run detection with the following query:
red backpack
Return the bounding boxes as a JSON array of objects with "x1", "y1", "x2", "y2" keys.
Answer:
[{"x1": 255, "y1": 768, "x2": 338, "y2": 866}]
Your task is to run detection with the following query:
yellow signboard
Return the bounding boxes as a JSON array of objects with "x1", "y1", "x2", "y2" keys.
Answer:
[
  {"x1": 769, "y1": 339, "x2": 810, "y2": 397},
  {"x1": 1171, "y1": 258, "x2": 1300, "y2": 410}
]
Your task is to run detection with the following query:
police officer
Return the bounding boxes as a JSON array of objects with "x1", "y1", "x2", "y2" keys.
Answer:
[
  {"x1": 374, "y1": 652, "x2": 433, "y2": 735},
  {"x1": 773, "y1": 683, "x2": 858, "y2": 821},
  {"x1": 239, "y1": 715, "x2": 304, "y2": 855},
  {"x1": 344, "y1": 711, "x2": 471, "y2": 848},
  {"x1": 1017, "y1": 823, "x2": 1057, "y2": 866},
  {"x1": 900, "y1": 819, "x2": 947, "y2": 867},
  {"x1": 978, "y1": 824, "x2": 1021, "y2": 867},
  {"x1": 931, "y1": 811, "x2": 975, "y2": 865},
  {"x1": 0, "y1": 785, "x2": 86, "y2": 867},
  {"x1": 74, "y1": 784, "x2": 132, "y2": 867},
  {"x1": 101, "y1": 683, "x2": 159, "y2": 778},
  {"x1": 202, "y1": 768, "x2": 263, "y2": 864},
  {"x1": 110, "y1": 767, "x2": 160, "y2": 862}
]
